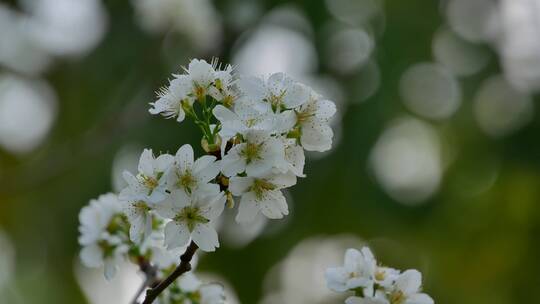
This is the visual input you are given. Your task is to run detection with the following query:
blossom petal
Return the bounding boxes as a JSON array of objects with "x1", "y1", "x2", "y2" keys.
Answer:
[
  {"x1": 229, "y1": 176, "x2": 254, "y2": 196},
  {"x1": 301, "y1": 119, "x2": 333, "y2": 152},
  {"x1": 138, "y1": 149, "x2": 155, "y2": 176},
  {"x1": 155, "y1": 154, "x2": 174, "y2": 172},
  {"x1": 164, "y1": 221, "x2": 191, "y2": 249},
  {"x1": 316, "y1": 99, "x2": 337, "y2": 120},
  {"x1": 80, "y1": 244, "x2": 103, "y2": 267},
  {"x1": 235, "y1": 193, "x2": 260, "y2": 223},
  {"x1": 221, "y1": 146, "x2": 246, "y2": 177},
  {"x1": 397, "y1": 269, "x2": 423, "y2": 295},
  {"x1": 175, "y1": 144, "x2": 194, "y2": 171},
  {"x1": 104, "y1": 258, "x2": 118, "y2": 281},
  {"x1": 258, "y1": 190, "x2": 288, "y2": 219},
  {"x1": 193, "y1": 155, "x2": 220, "y2": 182},
  {"x1": 325, "y1": 267, "x2": 349, "y2": 292},
  {"x1": 192, "y1": 223, "x2": 219, "y2": 252},
  {"x1": 406, "y1": 293, "x2": 434, "y2": 304}
]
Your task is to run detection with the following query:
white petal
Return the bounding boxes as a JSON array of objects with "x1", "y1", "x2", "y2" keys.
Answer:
[
  {"x1": 397, "y1": 269, "x2": 423, "y2": 295},
  {"x1": 324, "y1": 267, "x2": 349, "y2": 292},
  {"x1": 191, "y1": 223, "x2": 219, "y2": 252},
  {"x1": 345, "y1": 297, "x2": 363, "y2": 304},
  {"x1": 285, "y1": 144, "x2": 305, "y2": 177},
  {"x1": 175, "y1": 144, "x2": 194, "y2": 171},
  {"x1": 258, "y1": 190, "x2": 288, "y2": 219},
  {"x1": 235, "y1": 193, "x2": 260, "y2": 223},
  {"x1": 164, "y1": 221, "x2": 191, "y2": 249},
  {"x1": 213, "y1": 104, "x2": 238, "y2": 122},
  {"x1": 193, "y1": 155, "x2": 220, "y2": 182},
  {"x1": 170, "y1": 189, "x2": 191, "y2": 208},
  {"x1": 188, "y1": 59, "x2": 215, "y2": 85},
  {"x1": 344, "y1": 248, "x2": 361, "y2": 271},
  {"x1": 246, "y1": 159, "x2": 273, "y2": 177},
  {"x1": 80, "y1": 244, "x2": 103, "y2": 267},
  {"x1": 238, "y1": 75, "x2": 266, "y2": 101},
  {"x1": 221, "y1": 146, "x2": 246, "y2": 177},
  {"x1": 138, "y1": 149, "x2": 155, "y2": 176},
  {"x1": 276, "y1": 110, "x2": 297, "y2": 133},
  {"x1": 406, "y1": 293, "x2": 434, "y2": 304},
  {"x1": 155, "y1": 154, "x2": 174, "y2": 172},
  {"x1": 229, "y1": 176, "x2": 254, "y2": 195},
  {"x1": 176, "y1": 109, "x2": 186, "y2": 122},
  {"x1": 200, "y1": 192, "x2": 226, "y2": 220},
  {"x1": 178, "y1": 272, "x2": 202, "y2": 292},
  {"x1": 128, "y1": 213, "x2": 145, "y2": 244},
  {"x1": 200, "y1": 283, "x2": 225, "y2": 302},
  {"x1": 267, "y1": 173, "x2": 297, "y2": 189},
  {"x1": 154, "y1": 197, "x2": 178, "y2": 218},
  {"x1": 316, "y1": 99, "x2": 337, "y2": 120},
  {"x1": 169, "y1": 76, "x2": 192, "y2": 98},
  {"x1": 301, "y1": 119, "x2": 333, "y2": 152},
  {"x1": 104, "y1": 258, "x2": 118, "y2": 281},
  {"x1": 283, "y1": 82, "x2": 310, "y2": 109},
  {"x1": 121, "y1": 171, "x2": 138, "y2": 188}
]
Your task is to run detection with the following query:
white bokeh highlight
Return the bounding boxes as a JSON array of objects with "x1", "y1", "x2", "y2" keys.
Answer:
[
  {"x1": 0, "y1": 75, "x2": 57, "y2": 154},
  {"x1": 370, "y1": 117, "x2": 443, "y2": 205},
  {"x1": 474, "y1": 75, "x2": 534, "y2": 137},
  {"x1": 399, "y1": 62, "x2": 461, "y2": 120},
  {"x1": 432, "y1": 27, "x2": 490, "y2": 77}
]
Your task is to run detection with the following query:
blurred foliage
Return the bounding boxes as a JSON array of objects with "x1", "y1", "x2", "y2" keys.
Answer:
[{"x1": 0, "y1": 0, "x2": 539, "y2": 303}]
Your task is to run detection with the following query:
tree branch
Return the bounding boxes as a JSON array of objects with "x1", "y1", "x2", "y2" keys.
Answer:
[
  {"x1": 131, "y1": 259, "x2": 159, "y2": 304},
  {"x1": 141, "y1": 241, "x2": 199, "y2": 304}
]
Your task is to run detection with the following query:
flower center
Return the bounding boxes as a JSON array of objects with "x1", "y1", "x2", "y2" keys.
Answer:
[
  {"x1": 106, "y1": 214, "x2": 129, "y2": 234},
  {"x1": 177, "y1": 170, "x2": 196, "y2": 193},
  {"x1": 251, "y1": 179, "x2": 276, "y2": 200},
  {"x1": 194, "y1": 85, "x2": 206, "y2": 100},
  {"x1": 268, "y1": 91, "x2": 286, "y2": 112},
  {"x1": 98, "y1": 240, "x2": 116, "y2": 258},
  {"x1": 375, "y1": 270, "x2": 386, "y2": 281},
  {"x1": 141, "y1": 175, "x2": 158, "y2": 190},
  {"x1": 222, "y1": 94, "x2": 235, "y2": 108},
  {"x1": 241, "y1": 142, "x2": 262, "y2": 164},
  {"x1": 133, "y1": 201, "x2": 151, "y2": 214},
  {"x1": 176, "y1": 206, "x2": 209, "y2": 232},
  {"x1": 389, "y1": 290, "x2": 405, "y2": 304}
]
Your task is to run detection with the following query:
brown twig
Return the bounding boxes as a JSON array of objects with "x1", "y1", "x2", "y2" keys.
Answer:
[{"x1": 141, "y1": 241, "x2": 199, "y2": 304}]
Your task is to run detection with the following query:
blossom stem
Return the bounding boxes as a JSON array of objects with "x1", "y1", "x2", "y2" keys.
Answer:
[{"x1": 141, "y1": 241, "x2": 199, "y2": 304}]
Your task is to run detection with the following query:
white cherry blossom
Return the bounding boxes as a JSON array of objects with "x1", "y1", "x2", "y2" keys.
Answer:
[
  {"x1": 387, "y1": 270, "x2": 434, "y2": 304},
  {"x1": 220, "y1": 130, "x2": 286, "y2": 177},
  {"x1": 157, "y1": 273, "x2": 226, "y2": 304},
  {"x1": 180, "y1": 58, "x2": 217, "y2": 101},
  {"x1": 229, "y1": 172, "x2": 296, "y2": 223},
  {"x1": 275, "y1": 137, "x2": 306, "y2": 177},
  {"x1": 78, "y1": 193, "x2": 129, "y2": 280},
  {"x1": 346, "y1": 292, "x2": 389, "y2": 304},
  {"x1": 157, "y1": 189, "x2": 225, "y2": 252},
  {"x1": 149, "y1": 75, "x2": 193, "y2": 122},
  {"x1": 120, "y1": 149, "x2": 174, "y2": 204},
  {"x1": 122, "y1": 199, "x2": 154, "y2": 244},
  {"x1": 167, "y1": 144, "x2": 221, "y2": 197},
  {"x1": 209, "y1": 64, "x2": 237, "y2": 107},
  {"x1": 293, "y1": 95, "x2": 336, "y2": 152},
  {"x1": 325, "y1": 247, "x2": 376, "y2": 292},
  {"x1": 238, "y1": 73, "x2": 311, "y2": 112},
  {"x1": 213, "y1": 100, "x2": 276, "y2": 144}
]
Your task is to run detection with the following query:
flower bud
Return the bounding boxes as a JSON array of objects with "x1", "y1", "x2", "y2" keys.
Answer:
[
  {"x1": 226, "y1": 191, "x2": 235, "y2": 209},
  {"x1": 201, "y1": 134, "x2": 222, "y2": 153}
]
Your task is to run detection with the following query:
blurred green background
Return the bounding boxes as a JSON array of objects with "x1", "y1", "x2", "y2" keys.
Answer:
[{"x1": 0, "y1": 0, "x2": 539, "y2": 303}]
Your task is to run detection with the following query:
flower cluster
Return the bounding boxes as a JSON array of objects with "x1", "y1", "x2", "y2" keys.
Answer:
[
  {"x1": 77, "y1": 58, "x2": 336, "y2": 302},
  {"x1": 325, "y1": 247, "x2": 434, "y2": 304},
  {"x1": 156, "y1": 273, "x2": 225, "y2": 304}
]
